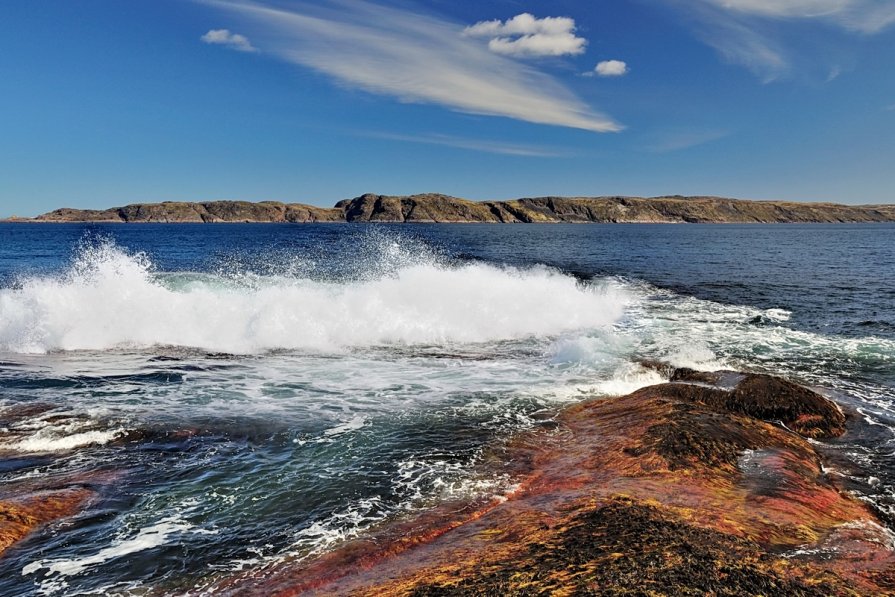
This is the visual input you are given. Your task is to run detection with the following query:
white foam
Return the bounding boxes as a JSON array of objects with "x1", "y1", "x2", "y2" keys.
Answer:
[
  {"x1": 2, "y1": 427, "x2": 124, "y2": 453},
  {"x1": 23, "y1": 511, "x2": 217, "y2": 581},
  {"x1": 590, "y1": 368, "x2": 666, "y2": 396},
  {"x1": 322, "y1": 415, "x2": 368, "y2": 437},
  {"x1": 0, "y1": 241, "x2": 627, "y2": 355},
  {"x1": 24, "y1": 517, "x2": 196, "y2": 578}
]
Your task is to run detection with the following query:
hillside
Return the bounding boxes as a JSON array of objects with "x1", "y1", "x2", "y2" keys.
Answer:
[{"x1": 15, "y1": 193, "x2": 895, "y2": 223}]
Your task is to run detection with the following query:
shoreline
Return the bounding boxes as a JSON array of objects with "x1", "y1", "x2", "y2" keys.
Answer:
[
  {"x1": 5, "y1": 366, "x2": 893, "y2": 594},
  {"x1": 204, "y1": 367, "x2": 895, "y2": 595}
]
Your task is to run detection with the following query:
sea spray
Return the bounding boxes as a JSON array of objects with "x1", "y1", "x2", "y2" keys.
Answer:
[{"x1": 0, "y1": 236, "x2": 629, "y2": 354}]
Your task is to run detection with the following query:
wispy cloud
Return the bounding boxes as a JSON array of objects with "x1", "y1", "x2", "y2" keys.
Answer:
[
  {"x1": 202, "y1": 1, "x2": 620, "y2": 133},
  {"x1": 463, "y1": 13, "x2": 587, "y2": 57},
  {"x1": 666, "y1": 0, "x2": 895, "y2": 80},
  {"x1": 672, "y1": 2, "x2": 790, "y2": 81},
  {"x1": 594, "y1": 60, "x2": 629, "y2": 76},
  {"x1": 200, "y1": 28, "x2": 257, "y2": 52},
  {"x1": 698, "y1": 0, "x2": 895, "y2": 33},
  {"x1": 358, "y1": 131, "x2": 568, "y2": 157},
  {"x1": 644, "y1": 128, "x2": 730, "y2": 153}
]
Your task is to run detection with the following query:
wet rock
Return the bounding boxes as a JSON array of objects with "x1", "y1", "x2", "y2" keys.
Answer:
[
  {"x1": 215, "y1": 380, "x2": 892, "y2": 596},
  {"x1": 628, "y1": 370, "x2": 847, "y2": 439},
  {"x1": 626, "y1": 401, "x2": 766, "y2": 470},
  {"x1": 406, "y1": 497, "x2": 837, "y2": 597},
  {"x1": 731, "y1": 374, "x2": 847, "y2": 438},
  {"x1": 669, "y1": 367, "x2": 724, "y2": 385},
  {"x1": 637, "y1": 359, "x2": 678, "y2": 378},
  {"x1": 0, "y1": 488, "x2": 94, "y2": 556}
]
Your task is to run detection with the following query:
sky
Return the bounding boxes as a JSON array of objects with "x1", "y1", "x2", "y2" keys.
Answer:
[{"x1": 2, "y1": 0, "x2": 894, "y2": 216}]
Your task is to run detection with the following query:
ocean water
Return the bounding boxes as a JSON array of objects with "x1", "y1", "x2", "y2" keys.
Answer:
[{"x1": 0, "y1": 222, "x2": 893, "y2": 595}]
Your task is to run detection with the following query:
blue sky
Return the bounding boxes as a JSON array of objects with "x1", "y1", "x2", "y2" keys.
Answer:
[{"x1": 2, "y1": 0, "x2": 894, "y2": 215}]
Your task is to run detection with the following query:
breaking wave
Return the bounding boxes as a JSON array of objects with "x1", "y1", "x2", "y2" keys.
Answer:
[{"x1": 0, "y1": 239, "x2": 628, "y2": 354}]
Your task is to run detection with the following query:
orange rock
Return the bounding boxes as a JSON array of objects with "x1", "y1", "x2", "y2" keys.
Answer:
[{"x1": 0, "y1": 488, "x2": 94, "y2": 556}]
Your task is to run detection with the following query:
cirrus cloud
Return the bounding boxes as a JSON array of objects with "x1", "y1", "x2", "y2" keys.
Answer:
[
  {"x1": 463, "y1": 13, "x2": 587, "y2": 57},
  {"x1": 698, "y1": 0, "x2": 895, "y2": 33},
  {"x1": 665, "y1": 0, "x2": 895, "y2": 81}
]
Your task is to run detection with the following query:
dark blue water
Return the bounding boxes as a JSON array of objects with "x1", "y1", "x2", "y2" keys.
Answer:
[{"x1": 0, "y1": 222, "x2": 893, "y2": 595}]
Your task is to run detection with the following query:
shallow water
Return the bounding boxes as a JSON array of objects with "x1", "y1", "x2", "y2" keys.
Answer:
[{"x1": 0, "y1": 223, "x2": 893, "y2": 595}]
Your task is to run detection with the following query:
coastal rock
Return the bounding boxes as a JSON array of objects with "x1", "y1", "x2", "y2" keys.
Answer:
[
  {"x1": 213, "y1": 377, "x2": 894, "y2": 596},
  {"x1": 19, "y1": 194, "x2": 895, "y2": 223},
  {"x1": 731, "y1": 373, "x2": 847, "y2": 438},
  {"x1": 0, "y1": 488, "x2": 94, "y2": 556},
  {"x1": 635, "y1": 366, "x2": 847, "y2": 438}
]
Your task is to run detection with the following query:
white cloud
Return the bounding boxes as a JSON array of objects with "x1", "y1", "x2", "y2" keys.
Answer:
[
  {"x1": 595, "y1": 60, "x2": 628, "y2": 76},
  {"x1": 202, "y1": 1, "x2": 620, "y2": 133},
  {"x1": 200, "y1": 28, "x2": 257, "y2": 52},
  {"x1": 464, "y1": 13, "x2": 587, "y2": 57}
]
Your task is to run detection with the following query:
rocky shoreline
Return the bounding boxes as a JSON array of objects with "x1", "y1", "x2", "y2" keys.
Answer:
[
  {"x1": 209, "y1": 368, "x2": 895, "y2": 596},
  {"x1": 4, "y1": 366, "x2": 894, "y2": 595},
  {"x1": 8, "y1": 193, "x2": 895, "y2": 223}
]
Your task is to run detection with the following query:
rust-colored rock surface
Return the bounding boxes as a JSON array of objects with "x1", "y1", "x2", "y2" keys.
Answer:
[
  {"x1": 213, "y1": 375, "x2": 895, "y2": 596},
  {"x1": 0, "y1": 488, "x2": 94, "y2": 556}
]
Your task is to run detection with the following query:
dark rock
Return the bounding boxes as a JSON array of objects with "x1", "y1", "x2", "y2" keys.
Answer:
[
  {"x1": 626, "y1": 401, "x2": 764, "y2": 470},
  {"x1": 730, "y1": 374, "x2": 847, "y2": 438},
  {"x1": 670, "y1": 367, "x2": 724, "y2": 384},
  {"x1": 408, "y1": 497, "x2": 835, "y2": 597},
  {"x1": 629, "y1": 371, "x2": 847, "y2": 439}
]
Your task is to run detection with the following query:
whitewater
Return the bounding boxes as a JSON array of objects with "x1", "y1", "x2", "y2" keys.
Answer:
[{"x1": 0, "y1": 240, "x2": 627, "y2": 354}]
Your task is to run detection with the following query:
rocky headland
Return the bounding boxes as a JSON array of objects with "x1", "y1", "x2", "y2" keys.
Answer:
[
  {"x1": 3, "y1": 368, "x2": 895, "y2": 595},
  {"x1": 11, "y1": 193, "x2": 895, "y2": 223}
]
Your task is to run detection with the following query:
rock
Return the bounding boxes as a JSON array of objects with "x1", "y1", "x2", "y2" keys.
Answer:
[
  {"x1": 0, "y1": 488, "x2": 94, "y2": 556},
  {"x1": 632, "y1": 365, "x2": 846, "y2": 439},
  {"x1": 212, "y1": 379, "x2": 893, "y2": 596},
  {"x1": 403, "y1": 497, "x2": 838, "y2": 597},
  {"x1": 731, "y1": 374, "x2": 847, "y2": 438},
  {"x1": 669, "y1": 367, "x2": 724, "y2": 384}
]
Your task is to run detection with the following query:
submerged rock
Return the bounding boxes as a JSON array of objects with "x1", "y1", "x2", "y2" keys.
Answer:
[{"x1": 0, "y1": 488, "x2": 94, "y2": 556}]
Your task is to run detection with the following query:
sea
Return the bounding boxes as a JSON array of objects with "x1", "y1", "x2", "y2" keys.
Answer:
[{"x1": 0, "y1": 222, "x2": 893, "y2": 595}]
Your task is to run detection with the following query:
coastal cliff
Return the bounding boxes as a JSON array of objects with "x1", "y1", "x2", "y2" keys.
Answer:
[{"x1": 18, "y1": 193, "x2": 895, "y2": 223}]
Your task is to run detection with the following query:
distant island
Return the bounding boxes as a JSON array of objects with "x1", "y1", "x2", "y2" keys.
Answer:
[{"x1": 8, "y1": 193, "x2": 895, "y2": 223}]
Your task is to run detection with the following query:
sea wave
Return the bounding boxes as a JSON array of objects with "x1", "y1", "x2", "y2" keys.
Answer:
[{"x1": 0, "y1": 239, "x2": 628, "y2": 354}]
